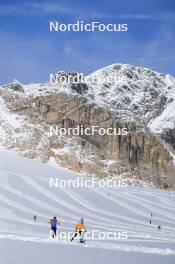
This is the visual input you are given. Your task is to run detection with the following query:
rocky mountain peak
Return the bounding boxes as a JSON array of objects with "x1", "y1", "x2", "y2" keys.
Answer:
[
  {"x1": 0, "y1": 63, "x2": 175, "y2": 188},
  {"x1": 87, "y1": 64, "x2": 175, "y2": 128},
  {"x1": 52, "y1": 70, "x2": 89, "y2": 95},
  {"x1": 2, "y1": 80, "x2": 24, "y2": 93}
]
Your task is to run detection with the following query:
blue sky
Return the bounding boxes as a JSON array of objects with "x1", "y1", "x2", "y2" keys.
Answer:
[{"x1": 0, "y1": 0, "x2": 175, "y2": 84}]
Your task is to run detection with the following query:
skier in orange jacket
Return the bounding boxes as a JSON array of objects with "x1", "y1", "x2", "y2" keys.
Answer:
[
  {"x1": 71, "y1": 218, "x2": 86, "y2": 243},
  {"x1": 48, "y1": 216, "x2": 60, "y2": 238}
]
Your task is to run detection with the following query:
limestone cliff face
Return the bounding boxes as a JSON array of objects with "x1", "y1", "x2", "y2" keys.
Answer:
[{"x1": 0, "y1": 65, "x2": 175, "y2": 188}]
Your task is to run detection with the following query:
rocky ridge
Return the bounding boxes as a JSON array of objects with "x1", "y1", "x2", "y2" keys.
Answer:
[{"x1": 0, "y1": 64, "x2": 175, "y2": 188}]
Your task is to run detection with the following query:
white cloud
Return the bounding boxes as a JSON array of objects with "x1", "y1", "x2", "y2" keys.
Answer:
[
  {"x1": 0, "y1": 2, "x2": 175, "y2": 21},
  {"x1": 0, "y1": 2, "x2": 76, "y2": 16}
]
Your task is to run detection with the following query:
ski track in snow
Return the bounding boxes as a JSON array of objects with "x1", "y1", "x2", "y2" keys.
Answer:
[
  {"x1": 0, "y1": 169, "x2": 175, "y2": 256},
  {"x1": 107, "y1": 189, "x2": 175, "y2": 222},
  {"x1": 0, "y1": 233, "x2": 175, "y2": 256}
]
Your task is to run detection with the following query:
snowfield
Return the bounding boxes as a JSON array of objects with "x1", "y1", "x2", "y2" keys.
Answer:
[{"x1": 0, "y1": 149, "x2": 175, "y2": 264}]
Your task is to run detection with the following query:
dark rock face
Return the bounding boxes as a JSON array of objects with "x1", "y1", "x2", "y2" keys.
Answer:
[
  {"x1": 161, "y1": 129, "x2": 175, "y2": 149},
  {"x1": 52, "y1": 71, "x2": 89, "y2": 94},
  {"x1": 70, "y1": 83, "x2": 89, "y2": 95},
  {"x1": 32, "y1": 92, "x2": 175, "y2": 188},
  {"x1": 3, "y1": 81, "x2": 24, "y2": 93}
]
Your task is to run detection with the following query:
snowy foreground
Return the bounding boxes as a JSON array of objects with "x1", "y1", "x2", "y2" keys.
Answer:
[{"x1": 0, "y1": 149, "x2": 175, "y2": 264}]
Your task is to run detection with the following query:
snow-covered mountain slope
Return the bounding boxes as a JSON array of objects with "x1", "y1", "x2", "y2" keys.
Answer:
[
  {"x1": 87, "y1": 64, "x2": 175, "y2": 129},
  {"x1": 0, "y1": 149, "x2": 175, "y2": 264},
  {"x1": 2, "y1": 64, "x2": 175, "y2": 134},
  {"x1": 0, "y1": 64, "x2": 175, "y2": 188}
]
